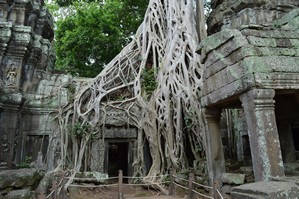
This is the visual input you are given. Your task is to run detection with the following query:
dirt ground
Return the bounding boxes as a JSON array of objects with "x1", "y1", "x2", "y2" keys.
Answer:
[{"x1": 68, "y1": 185, "x2": 182, "y2": 199}]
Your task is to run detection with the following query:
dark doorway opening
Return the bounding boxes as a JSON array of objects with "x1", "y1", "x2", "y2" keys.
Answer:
[
  {"x1": 25, "y1": 135, "x2": 49, "y2": 161},
  {"x1": 108, "y1": 142, "x2": 128, "y2": 182},
  {"x1": 292, "y1": 128, "x2": 299, "y2": 151},
  {"x1": 143, "y1": 137, "x2": 152, "y2": 174},
  {"x1": 184, "y1": 134, "x2": 195, "y2": 168}
]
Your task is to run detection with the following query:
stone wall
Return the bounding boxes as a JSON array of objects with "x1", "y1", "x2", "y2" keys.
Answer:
[
  {"x1": 0, "y1": 0, "x2": 71, "y2": 169},
  {"x1": 208, "y1": 0, "x2": 299, "y2": 34}
]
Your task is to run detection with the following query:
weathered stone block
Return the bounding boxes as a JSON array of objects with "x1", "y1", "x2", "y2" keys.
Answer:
[
  {"x1": 206, "y1": 35, "x2": 248, "y2": 67},
  {"x1": 240, "y1": 166, "x2": 253, "y2": 176},
  {"x1": 198, "y1": 29, "x2": 243, "y2": 62},
  {"x1": 276, "y1": 38, "x2": 293, "y2": 48},
  {"x1": 222, "y1": 185, "x2": 232, "y2": 194},
  {"x1": 272, "y1": 8, "x2": 299, "y2": 31},
  {"x1": 226, "y1": 62, "x2": 244, "y2": 84},
  {"x1": 222, "y1": 173, "x2": 245, "y2": 185},
  {"x1": 247, "y1": 36, "x2": 277, "y2": 47},
  {"x1": 231, "y1": 181, "x2": 299, "y2": 199},
  {"x1": 6, "y1": 189, "x2": 31, "y2": 199},
  {"x1": 0, "y1": 169, "x2": 43, "y2": 189},
  {"x1": 241, "y1": 29, "x2": 299, "y2": 39},
  {"x1": 284, "y1": 163, "x2": 299, "y2": 176}
]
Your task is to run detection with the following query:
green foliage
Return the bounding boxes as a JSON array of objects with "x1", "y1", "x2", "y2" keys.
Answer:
[
  {"x1": 204, "y1": 0, "x2": 212, "y2": 20},
  {"x1": 66, "y1": 83, "x2": 76, "y2": 102},
  {"x1": 16, "y1": 156, "x2": 32, "y2": 169},
  {"x1": 72, "y1": 122, "x2": 91, "y2": 138},
  {"x1": 66, "y1": 83, "x2": 76, "y2": 94},
  {"x1": 52, "y1": 0, "x2": 148, "y2": 77},
  {"x1": 194, "y1": 143, "x2": 203, "y2": 153},
  {"x1": 141, "y1": 67, "x2": 157, "y2": 99},
  {"x1": 184, "y1": 111, "x2": 194, "y2": 129}
]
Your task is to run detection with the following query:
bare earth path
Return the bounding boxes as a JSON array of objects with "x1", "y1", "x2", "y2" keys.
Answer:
[{"x1": 69, "y1": 186, "x2": 182, "y2": 199}]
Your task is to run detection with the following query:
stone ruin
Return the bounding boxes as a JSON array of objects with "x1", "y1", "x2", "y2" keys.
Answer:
[
  {"x1": 0, "y1": 0, "x2": 138, "y2": 197},
  {"x1": 0, "y1": 0, "x2": 70, "y2": 171},
  {"x1": 199, "y1": 0, "x2": 299, "y2": 198},
  {"x1": 0, "y1": 0, "x2": 299, "y2": 198}
]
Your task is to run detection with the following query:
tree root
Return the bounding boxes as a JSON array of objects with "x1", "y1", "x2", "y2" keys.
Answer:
[{"x1": 56, "y1": 0, "x2": 207, "y2": 187}]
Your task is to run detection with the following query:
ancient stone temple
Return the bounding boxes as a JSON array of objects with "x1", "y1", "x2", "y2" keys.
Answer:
[
  {"x1": 0, "y1": 0, "x2": 72, "y2": 170},
  {"x1": 0, "y1": 0, "x2": 138, "y2": 179},
  {"x1": 199, "y1": 0, "x2": 299, "y2": 197}
]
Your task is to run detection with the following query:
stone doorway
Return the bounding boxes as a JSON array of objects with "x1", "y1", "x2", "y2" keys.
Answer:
[{"x1": 107, "y1": 141, "x2": 130, "y2": 182}]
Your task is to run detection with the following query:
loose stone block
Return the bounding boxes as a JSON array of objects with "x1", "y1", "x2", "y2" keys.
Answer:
[
  {"x1": 231, "y1": 181, "x2": 299, "y2": 199},
  {"x1": 6, "y1": 189, "x2": 31, "y2": 199},
  {"x1": 221, "y1": 173, "x2": 245, "y2": 185},
  {"x1": 0, "y1": 169, "x2": 43, "y2": 189}
]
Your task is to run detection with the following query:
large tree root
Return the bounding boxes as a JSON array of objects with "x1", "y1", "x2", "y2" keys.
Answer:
[{"x1": 57, "y1": 0, "x2": 207, "y2": 188}]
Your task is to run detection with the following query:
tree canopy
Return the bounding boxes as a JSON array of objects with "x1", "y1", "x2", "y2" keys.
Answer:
[{"x1": 53, "y1": 0, "x2": 148, "y2": 77}]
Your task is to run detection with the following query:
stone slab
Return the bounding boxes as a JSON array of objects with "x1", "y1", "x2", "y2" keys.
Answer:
[
  {"x1": 231, "y1": 181, "x2": 299, "y2": 199},
  {"x1": 6, "y1": 189, "x2": 31, "y2": 199}
]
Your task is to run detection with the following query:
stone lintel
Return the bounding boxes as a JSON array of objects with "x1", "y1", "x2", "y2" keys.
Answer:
[
  {"x1": 253, "y1": 73, "x2": 299, "y2": 89},
  {"x1": 100, "y1": 127, "x2": 137, "y2": 139},
  {"x1": 240, "y1": 89, "x2": 285, "y2": 181},
  {"x1": 201, "y1": 78, "x2": 248, "y2": 107}
]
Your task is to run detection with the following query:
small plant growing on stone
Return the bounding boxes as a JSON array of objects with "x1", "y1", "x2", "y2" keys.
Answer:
[
  {"x1": 72, "y1": 122, "x2": 90, "y2": 138},
  {"x1": 141, "y1": 67, "x2": 157, "y2": 99},
  {"x1": 16, "y1": 156, "x2": 32, "y2": 169},
  {"x1": 66, "y1": 83, "x2": 76, "y2": 103}
]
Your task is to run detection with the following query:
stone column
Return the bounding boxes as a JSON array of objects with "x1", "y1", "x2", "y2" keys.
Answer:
[
  {"x1": 240, "y1": 89, "x2": 284, "y2": 181},
  {"x1": 203, "y1": 108, "x2": 225, "y2": 188},
  {"x1": 0, "y1": 22, "x2": 11, "y2": 63},
  {"x1": 90, "y1": 138, "x2": 105, "y2": 173}
]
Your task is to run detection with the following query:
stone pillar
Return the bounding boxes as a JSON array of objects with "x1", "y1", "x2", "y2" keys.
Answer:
[
  {"x1": 0, "y1": 22, "x2": 11, "y2": 63},
  {"x1": 1, "y1": 104, "x2": 20, "y2": 168},
  {"x1": 90, "y1": 139, "x2": 105, "y2": 173},
  {"x1": 4, "y1": 25, "x2": 31, "y2": 92},
  {"x1": 240, "y1": 89, "x2": 284, "y2": 181},
  {"x1": 203, "y1": 108, "x2": 225, "y2": 187}
]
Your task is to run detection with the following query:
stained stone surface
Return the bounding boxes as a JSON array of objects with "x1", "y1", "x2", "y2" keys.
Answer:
[
  {"x1": 0, "y1": 168, "x2": 42, "y2": 189},
  {"x1": 222, "y1": 173, "x2": 245, "y2": 185},
  {"x1": 231, "y1": 181, "x2": 299, "y2": 199},
  {"x1": 208, "y1": 0, "x2": 299, "y2": 34},
  {"x1": 6, "y1": 189, "x2": 31, "y2": 199}
]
